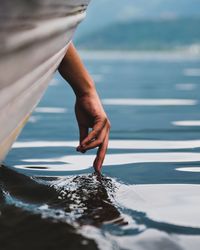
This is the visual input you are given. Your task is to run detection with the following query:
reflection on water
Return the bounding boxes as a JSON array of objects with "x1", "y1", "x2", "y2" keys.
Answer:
[
  {"x1": 0, "y1": 167, "x2": 122, "y2": 225},
  {"x1": 0, "y1": 166, "x2": 127, "y2": 249},
  {"x1": 102, "y1": 98, "x2": 197, "y2": 106},
  {"x1": 0, "y1": 169, "x2": 98, "y2": 250},
  {"x1": 1, "y1": 165, "x2": 200, "y2": 250}
]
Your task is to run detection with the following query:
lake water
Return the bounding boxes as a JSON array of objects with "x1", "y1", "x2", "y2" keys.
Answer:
[{"x1": 2, "y1": 51, "x2": 200, "y2": 250}]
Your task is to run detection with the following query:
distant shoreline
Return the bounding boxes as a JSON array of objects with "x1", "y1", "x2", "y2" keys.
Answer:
[
  {"x1": 77, "y1": 18, "x2": 200, "y2": 52},
  {"x1": 79, "y1": 49, "x2": 200, "y2": 61}
]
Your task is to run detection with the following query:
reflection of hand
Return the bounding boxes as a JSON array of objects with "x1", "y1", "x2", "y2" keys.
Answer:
[{"x1": 75, "y1": 91, "x2": 110, "y2": 172}]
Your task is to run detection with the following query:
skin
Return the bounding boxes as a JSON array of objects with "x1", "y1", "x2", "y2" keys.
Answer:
[{"x1": 58, "y1": 43, "x2": 110, "y2": 172}]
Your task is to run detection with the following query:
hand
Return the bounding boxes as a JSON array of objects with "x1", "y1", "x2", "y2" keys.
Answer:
[{"x1": 75, "y1": 91, "x2": 110, "y2": 172}]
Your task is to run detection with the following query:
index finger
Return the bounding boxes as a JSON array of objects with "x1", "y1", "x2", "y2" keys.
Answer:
[{"x1": 93, "y1": 132, "x2": 109, "y2": 172}]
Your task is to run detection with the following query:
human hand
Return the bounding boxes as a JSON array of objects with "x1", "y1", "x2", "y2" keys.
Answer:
[{"x1": 75, "y1": 91, "x2": 110, "y2": 172}]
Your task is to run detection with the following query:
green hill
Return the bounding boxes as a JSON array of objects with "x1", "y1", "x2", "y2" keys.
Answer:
[{"x1": 76, "y1": 18, "x2": 200, "y2": 50}]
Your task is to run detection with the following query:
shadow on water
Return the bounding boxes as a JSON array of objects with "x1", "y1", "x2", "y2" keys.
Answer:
[
  {"x1": 1, "y1": 164, "x2": 200, "y2": 250},
  {"x1": 0, "y1": 165, "x2": 125, "y2": 250}
]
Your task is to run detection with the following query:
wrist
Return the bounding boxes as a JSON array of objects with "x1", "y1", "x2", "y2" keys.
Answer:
[{"x1": 75, "y1": 80, "x2": 97, "y2": 98}]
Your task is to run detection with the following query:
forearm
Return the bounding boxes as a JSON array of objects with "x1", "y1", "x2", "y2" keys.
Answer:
[{"x1": 58, "y1": 42, "x2": 96, "y2": 97}]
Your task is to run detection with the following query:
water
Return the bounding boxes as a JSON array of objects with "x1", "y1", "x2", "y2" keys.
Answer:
[{"x1": 1, "y1": 52, "x2": 200, "y2": 250}]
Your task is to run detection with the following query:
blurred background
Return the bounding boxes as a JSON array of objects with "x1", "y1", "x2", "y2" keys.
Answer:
[{"x1": 74, "y1": 0, "x2": 200, "y2": 53}]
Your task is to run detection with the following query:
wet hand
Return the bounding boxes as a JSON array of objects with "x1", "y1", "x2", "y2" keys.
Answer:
[{"x1": 75, "y1": 91, "x2": 110, "y2": 172}]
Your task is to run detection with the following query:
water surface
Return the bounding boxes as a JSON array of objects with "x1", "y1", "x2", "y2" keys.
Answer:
[{"x1": 2, "y1": 51, "x2": 200, "y2": 250}]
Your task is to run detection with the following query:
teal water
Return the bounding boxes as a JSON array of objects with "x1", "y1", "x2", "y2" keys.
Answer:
[{"x1": 1, "y1": 52, "x2": 200, "y2": 249}]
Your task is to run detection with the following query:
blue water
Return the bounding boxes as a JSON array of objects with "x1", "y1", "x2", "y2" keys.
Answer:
[{"x1": 2, "y1": 52, "x2": 200, "y2": 250}]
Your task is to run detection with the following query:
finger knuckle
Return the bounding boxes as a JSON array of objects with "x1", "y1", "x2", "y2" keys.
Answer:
[
  {"x1": 92, "y1": 128, "x2": 100, "y2": 136},
  {"x1": 104, "y1": 117, "x2": 111, "y2": 128},
  {"x1": 101, "y1": 116, "x2": 107, "y2": 124},
  {"x1": 96, "y1": 139, "x2": 102, "y2": 145}
]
